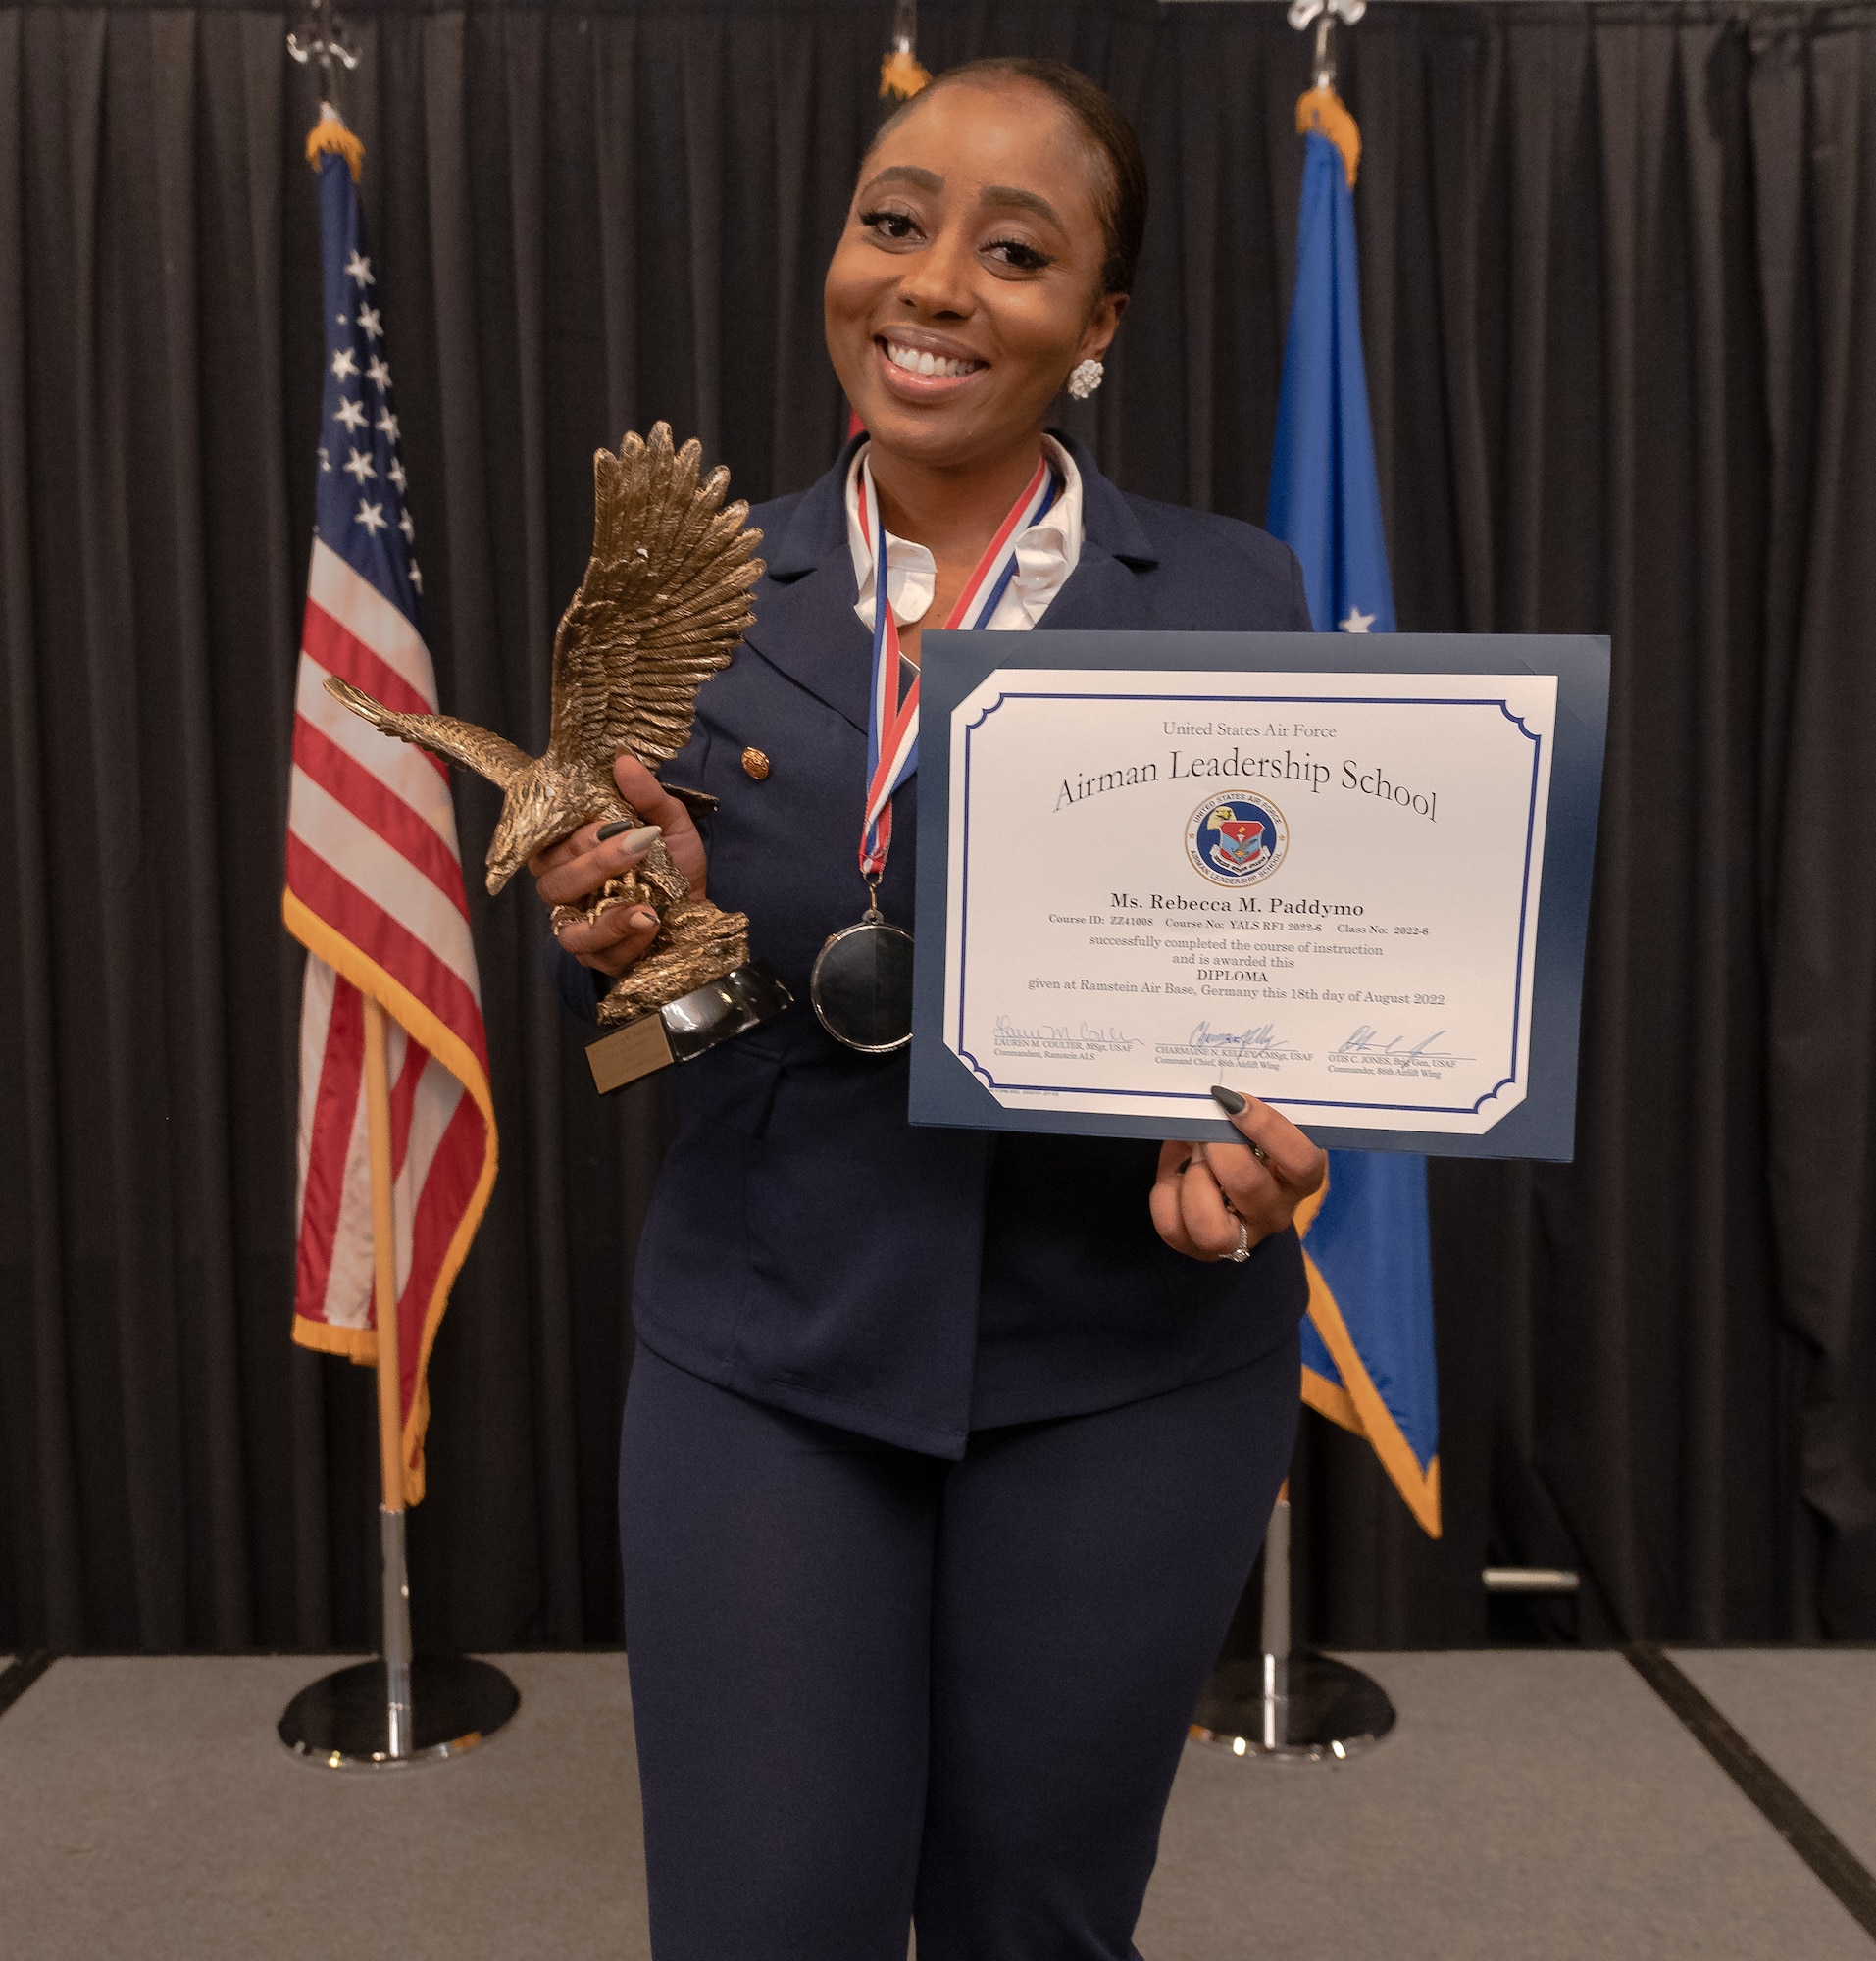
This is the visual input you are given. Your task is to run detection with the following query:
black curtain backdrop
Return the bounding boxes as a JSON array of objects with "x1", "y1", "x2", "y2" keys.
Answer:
[{"x1": 3, "y1": 0, "x2": 1873, "y2": 1656}]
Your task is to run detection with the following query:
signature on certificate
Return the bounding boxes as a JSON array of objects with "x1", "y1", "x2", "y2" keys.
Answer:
[
  {"x1": 1336, "y1": 1025, "x2": 1469, "y2": 1061},
  {"x1": 994, "y1": 1015, "x2": 1139, "y2": 1048},
  {"x1": 1188, "y1": 1021, "x2": 1285, "y2": 1051}
]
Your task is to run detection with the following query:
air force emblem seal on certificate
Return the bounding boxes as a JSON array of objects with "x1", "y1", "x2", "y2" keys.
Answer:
[{"x1": 1187, "y1": 793, "x2": 1288, "y2": 886}]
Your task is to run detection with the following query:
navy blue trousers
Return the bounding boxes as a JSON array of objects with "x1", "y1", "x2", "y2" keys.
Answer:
[{"x1": 618, "y1": 1336, "x2": 1299, "y2": 1960}]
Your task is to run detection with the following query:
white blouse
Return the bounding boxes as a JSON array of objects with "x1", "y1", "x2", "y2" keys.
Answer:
[{"x1": 844, "y1": 433, "x2": 1085, "y2": 637}]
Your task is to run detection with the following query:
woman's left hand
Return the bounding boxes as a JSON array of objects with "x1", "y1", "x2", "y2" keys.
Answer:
[{"x1": 1149, "y1": 1092, "x2": 1328, "y2": 1263}]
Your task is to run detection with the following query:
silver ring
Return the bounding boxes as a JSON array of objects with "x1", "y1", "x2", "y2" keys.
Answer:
[{"x1": 1228, "y1": 1218, "x2": 1250, "y2": 1263}]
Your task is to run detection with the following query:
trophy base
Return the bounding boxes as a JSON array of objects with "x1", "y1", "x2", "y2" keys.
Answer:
[{"x1": 586, "y1": 959, "x2": 792, "y2": 1094}]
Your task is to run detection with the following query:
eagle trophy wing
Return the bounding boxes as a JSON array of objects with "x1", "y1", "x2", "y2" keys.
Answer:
[
  {"x1": 322, "y1": 675, "x2": 532, "y2": 789},
  {"x1": 546, "y1": 423, "x2": 764, "y2": 775}
]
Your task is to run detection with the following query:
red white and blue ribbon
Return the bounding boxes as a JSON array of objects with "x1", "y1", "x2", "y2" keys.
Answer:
[{"x1": 856, "y1": 453, "x2": 1059, "y2": 880}]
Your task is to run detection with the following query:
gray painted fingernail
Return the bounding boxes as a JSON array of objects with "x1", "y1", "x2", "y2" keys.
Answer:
[
  {"x1": 598, "y1": 822, "x2": 661, "y2": 850},
  {"x1": 1210, "y1": 1084, "x2": 1246, "y2": 1115}
]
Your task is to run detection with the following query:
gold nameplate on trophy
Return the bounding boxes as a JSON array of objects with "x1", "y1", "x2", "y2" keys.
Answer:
[
  {"x1": 586, "y1": 1014, "x2": 676, "y2": 1094},
  {"x1": 583, "y1": 962, "x2": 795, "y2": 1097}
]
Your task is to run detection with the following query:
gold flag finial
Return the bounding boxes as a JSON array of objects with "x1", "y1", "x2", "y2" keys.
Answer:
[
  {"x1": 881, "y1": 48, "x2": 933, "y2": 101},
  {"x1": 880, "y1": 0, "x2": 931, "y2": 101},
  {"x1": 1296, "y1": 82, "x2": 1360, "y2": 187},
  {"x1": 305, "y1": 100, "x2": 365, "y2": 182}
]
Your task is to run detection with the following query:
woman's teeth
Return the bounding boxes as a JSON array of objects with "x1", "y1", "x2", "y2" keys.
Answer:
[{"x1": 885, "y1": 341, "x2": 981, "y2": 379}]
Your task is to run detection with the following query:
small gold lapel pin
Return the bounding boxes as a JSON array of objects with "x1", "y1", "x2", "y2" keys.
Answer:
[{"x1": 741, "y1": 746, "x2": 771, "y2": 780}]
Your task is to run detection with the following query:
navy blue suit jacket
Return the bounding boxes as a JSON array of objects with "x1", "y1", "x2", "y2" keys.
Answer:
[{"x1": 556, "y1": 435, "x2": 1315, "y2": 1457}]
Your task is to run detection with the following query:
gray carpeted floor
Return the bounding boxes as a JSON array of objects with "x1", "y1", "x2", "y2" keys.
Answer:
[
  {"x1": 1673, "y1": 1647, "x2": 1876, "y2": 1879},
  {"x1": 0, "y1": 1650, "x2": 1869, "y2": 1959},
  {"x1": 1138, "y1": 1650, "x2": 1872, "y2": 1960},
  {"x1": 0, "y1": 1654, "x2": 649, "y2": 1960}
]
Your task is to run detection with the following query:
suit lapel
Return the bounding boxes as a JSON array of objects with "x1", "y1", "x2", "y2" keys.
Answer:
[
  {"x1": 1034, "y1": 539, "x2": 1152, "y2": 630},
  {"x1": 740, "y1": 439, "x2": 871, "y2": 734},
  {"x1": 742, "y1": 563, "x2": 873, "y2": 735},
  {"x1": 1039, "y1": 432, "x2": 1160, "y2": 629}
]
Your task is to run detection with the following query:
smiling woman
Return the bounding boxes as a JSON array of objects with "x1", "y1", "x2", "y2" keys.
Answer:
[
  {"x1": 532, "y1": 55, "x2": 1325, "y2": 1961},
  {"x1": 823, "y1": 61, "x2": 1141, "y2": 661}
]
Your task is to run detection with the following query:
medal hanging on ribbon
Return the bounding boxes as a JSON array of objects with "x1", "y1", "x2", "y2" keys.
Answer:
[{"x1": 811, "y1": 453, "x2": 1060, "y2": 1053}]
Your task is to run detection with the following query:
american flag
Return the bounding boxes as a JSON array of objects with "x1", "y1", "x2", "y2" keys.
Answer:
[{"x1": 282, "y1": 131, "x2": 497, "y2": 1505}]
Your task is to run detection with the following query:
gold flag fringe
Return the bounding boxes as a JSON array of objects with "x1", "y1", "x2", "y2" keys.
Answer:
[
  {"x1": 1296, "y1": 81, "x2": 1360, "y2": 187},
  {"x1": 306, "y1": 102, "x2": 364, "y2": 182},
  {"x1": 880, "y1": 48, "x2": 932, "y2": 101}
]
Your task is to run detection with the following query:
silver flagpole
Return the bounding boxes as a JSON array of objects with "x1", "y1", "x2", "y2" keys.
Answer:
[
  {"x1": 1260, "y1": 1486, "x2": 1292, "y2": 1752},
  {"x1": 380, "y1": 1505, "x2": 414, "y2": 1759},
  {"x1": 1191, "y1": 1482, "x2": 1397, "y2": 1763}
]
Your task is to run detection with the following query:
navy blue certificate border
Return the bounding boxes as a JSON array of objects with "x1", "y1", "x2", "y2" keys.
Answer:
[{"x1": 909, "y1": 631, "x2": 1609, "y2": 1163}]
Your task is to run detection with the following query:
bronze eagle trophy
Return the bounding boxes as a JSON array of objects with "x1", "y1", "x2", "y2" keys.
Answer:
[{"x1": 325, "y1": 423, "x2": 790, "y2": 1090}]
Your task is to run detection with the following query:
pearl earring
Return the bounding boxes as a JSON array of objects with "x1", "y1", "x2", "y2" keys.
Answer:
[{"x1": 1067, "y1": 358, "x2": 1105, "y2": 400}]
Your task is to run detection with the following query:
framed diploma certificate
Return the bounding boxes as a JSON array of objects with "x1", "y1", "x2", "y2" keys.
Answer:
[{"x1": 909, "y1": 632, "x2": 1608, "y2": 1161}]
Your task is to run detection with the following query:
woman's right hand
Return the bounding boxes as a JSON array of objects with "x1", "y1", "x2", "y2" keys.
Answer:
[{"x1": 529, "y1": 752, "x2": 709, "y2": 979}]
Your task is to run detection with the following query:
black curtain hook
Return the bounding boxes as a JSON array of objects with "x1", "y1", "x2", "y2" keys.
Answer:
[
  {"x1": 286, "y1": 0, "x2": 361, "y2": 107},
  {"x1": 1289, "y1": 0, "x2": 1367, "y2": 90}
]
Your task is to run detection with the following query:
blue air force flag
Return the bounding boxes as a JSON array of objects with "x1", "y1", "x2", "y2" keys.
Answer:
[{"x1": 1266, "y1": 98, "x2": 1440, "y2": 1536}]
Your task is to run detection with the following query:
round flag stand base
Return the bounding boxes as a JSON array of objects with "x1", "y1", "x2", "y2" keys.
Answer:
[
  {"x1": 279, "y1": 1656, "x2": 519, "y2": 1771},
  {"x1": 1190, "y1": 1649, "x2": 1395, "y2": 1763}
]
